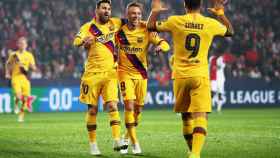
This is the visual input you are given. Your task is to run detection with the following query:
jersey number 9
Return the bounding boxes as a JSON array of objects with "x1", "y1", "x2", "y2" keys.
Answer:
[{"x1": 185, "y1": 34, "x2": 201, "y2": 58}]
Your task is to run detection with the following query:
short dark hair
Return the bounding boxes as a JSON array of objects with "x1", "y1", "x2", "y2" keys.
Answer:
[
  {"x1": 184, "y1": 0, "x2": 201, "y2": 10},
  {"x1": 126, "y1": 2, "x2": 143, "y2": 12},
  {"x1": 96, "y1": 0, "x2": 111, "y2": 8}
]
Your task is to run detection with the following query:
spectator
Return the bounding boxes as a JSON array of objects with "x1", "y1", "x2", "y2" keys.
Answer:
[{"x1": 0, "y1": 0, "x2": 279, "y2": 83}]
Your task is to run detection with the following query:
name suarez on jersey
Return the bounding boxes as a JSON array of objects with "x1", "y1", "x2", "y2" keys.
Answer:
[
  {"x1": 185, "y1": 22, "x2": 204, "y2": 30},
  {"x1": 120, "y1": 46, "x2": 143, "y2": 54}
]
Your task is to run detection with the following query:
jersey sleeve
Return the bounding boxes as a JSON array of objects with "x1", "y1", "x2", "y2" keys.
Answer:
[
  {"x1": 149, "y1": 32, "x2": 170, "y2": 52},
  {"x1": 29, "y1": 53, "x2": 36, "y2": 66},
  {"x1": 6, "y1": 52, "x2": 17, "y2": 64},
  {"x1": 6, "y1": 53, "x2": 14, "y2": 64},
  {"x1": 73, "y1": 23, "x2": 90, "y2": 47},
  {"x1": 155, "y1": 16, "x2": 175, "y2": 32},
  {"x1": 111, "y1": 17, "x2": 124, "y2": 31},
  {"x1": 209, "y1": 18, "x2": 227, "y2": 36}
]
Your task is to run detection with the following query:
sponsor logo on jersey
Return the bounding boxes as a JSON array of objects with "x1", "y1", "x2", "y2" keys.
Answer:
[{"x1": 137, "y1": 37, "x2": 144, "y2": 43}]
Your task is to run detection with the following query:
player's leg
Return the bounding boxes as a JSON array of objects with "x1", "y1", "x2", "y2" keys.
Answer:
[
  {"x1": 182, "y1": 112, "x2": 193, "y2": 151},
  {"x1": 217, "y1": 80, "x2": 225, "y2": 112},
  {"x1": 19, "y1": 78, "x2": 31, "y2": 122},
  {"x1": 190, "y1": 112, "x2": 207, "y2": 158},
  {"x1": 79, "y1": 74, "x2": 101, "y2": 155},
  {"x1": 173, "y1": 79, "x2": 192, "y2": 156},
  {"x1": 103, "y1": 78, "x2": 122, "y2": 151},
  {"x1": 217, "y1": 93, "x2": 223, "y2": 112},
  {"x1": 26, "y1": 96, "x2": 34, "y2": 112},
  {"x1": 11, "y1": 79, "x2": 21, "y2": 114},
  {"x1": 133, "y1": 105, "x2": 143, "y2": 128},
  {"x1": 134, "y1": 79, "x2": 147, "y2": 128},
  {"x1": 211, "y1": 80, "x2": 218, "y2": 108},
  {"x1": 119, "y1": 79, "x2": 138, "y2": 153},
  {"x1": 123, "y1": 100, "x2": 138, "y2": 151},
  {"x1": 105, "y1": 101, "x2": 122, "y2": 151},
  {"x1": 87, "y1": 105, "x2": 101, "y2": 155},
  {"x1": 130, "y1": 79, "x2": 147, "y2": 154},
  {"x1": 188, "y1": 77, "x2": 211, "y2": 158},
  {"x1": 211, "y1": 90, "x2": 217, "y2": 107}
]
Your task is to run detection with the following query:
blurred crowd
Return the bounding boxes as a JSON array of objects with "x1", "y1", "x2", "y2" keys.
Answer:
[{"x1": 0, "y1": 0, "x2": 279, "y2": 84}]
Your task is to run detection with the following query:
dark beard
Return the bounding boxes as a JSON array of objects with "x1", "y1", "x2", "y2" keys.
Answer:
[{"x1": 100, "y1": 16, "x2": 109, "y2": 24}]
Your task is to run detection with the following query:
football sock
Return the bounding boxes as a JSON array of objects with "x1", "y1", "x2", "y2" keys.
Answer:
[
  {"x1": 86, "y1": 112, "x2": 97, "y2": 143},
  {"x1": 217, "y1": 99, "x2": 222, "y2": 112},
  {"x1": 22, "y1": 96, "x2": 27, "y2": 110},
  {"x1": 19, "y1": 97, "x2": 26, "y2": 119},
  {"x1": 183, "y1": 118, "x2": 194, "y2": 150},
  {"x1": 109, "y1": 111, "x2": 121, "y2": 140},
  {"x1": 192, "y1": 117, "x2": 207, "y2": 157},
  {"x1": 124, "y1": 131, "x2": 129, "y2": 140},
  {"x1": 125, "y1": 111, "x2": 137, "y2": 144}
]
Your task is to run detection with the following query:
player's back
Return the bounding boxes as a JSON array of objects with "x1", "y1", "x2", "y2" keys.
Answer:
[{"x1": 158, "y1": 13, "x2": 226, "y2": 79}]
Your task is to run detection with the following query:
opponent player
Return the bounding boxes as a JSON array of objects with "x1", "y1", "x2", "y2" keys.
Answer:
[
  {"x1": 73, "y1": 0, "x2": 126, "y2": 155},
  {"x1": 209, "y1": 54, "x2": 218, "y2": 107},
  {"x1": 215, "y1": 52, "x2": 226, "y2": 112},
  {"x1": 5, "y1": 37, "x2": 36, "y2": 122},
  {"x1": 116, "y1": 2, "x2": 170, "y2": 154},
  {"x1": 147, "y1": 0, "x2": 234, "y2": 157}
]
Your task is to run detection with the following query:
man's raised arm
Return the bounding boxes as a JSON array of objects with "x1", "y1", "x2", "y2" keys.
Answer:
[{"x1": 147, "y1": 0, "x2": 167, "y2": 31}]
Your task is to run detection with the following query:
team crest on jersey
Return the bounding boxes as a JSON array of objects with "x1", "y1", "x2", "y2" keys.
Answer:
[{"x1": 137, "y1": 37, "x2": 144, "y2": 43}]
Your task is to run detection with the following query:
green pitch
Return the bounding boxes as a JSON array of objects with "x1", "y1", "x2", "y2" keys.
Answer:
[{"x1": 0, "y1": 108, "x2": 280, "y2": 158}]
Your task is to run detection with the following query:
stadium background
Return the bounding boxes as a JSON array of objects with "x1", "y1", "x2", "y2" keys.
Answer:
[
  {"x1": 1, "y1": 0, "x2": 280, "y2": 112},
  {"x1": 0, "y1": 1, "x2": 280, "y2": 158}
]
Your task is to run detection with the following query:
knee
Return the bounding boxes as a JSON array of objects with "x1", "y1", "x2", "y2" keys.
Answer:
[
  {"x1": 15, "y1": 94, "x2": 21, "y2": 100},
  {"x1": 181, "y1": 112, "x2": 192, "y2": 121},
  {"x1": 107, "y1": 101, "x2": 118, "y2": 112},
  {"x1": 192, "y1": 112, "x2": 207, "y2": 119},
  {"x1": 88, "y1": 105, "x2": 98, "y2": 116},
  {"x1": 124, "y1": 100, "x2": 134, "y2": 111},
  {"x1": 134, "y1": 105, "x2": 142, "y2": 115}
]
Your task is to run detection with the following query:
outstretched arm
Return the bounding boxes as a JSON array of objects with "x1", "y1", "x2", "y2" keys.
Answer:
[
  {"x1": 5, "y1": 61, "x2": 11, "y2": 79},
  {"x1": 217, "y1": 14, "x2": 234, "y2": 36},
  {"x1": 147, "y1": 0, "x2": 168, "y2": 31},
  {"x1": 155, "y1": 40, "x2": 170, "y2": 53},
  {"x1": 208, "y1": 1, "x2": 234, "y2": 36},
  {"x1": 149, "y1": 32, "x2": 170, "y2": 53},
  {"x1": 5, "y1": 54, "x2": 14, "y2": 79},
  {"x1": 73, "y1": 23, "x2": 95, "y2": 48}
]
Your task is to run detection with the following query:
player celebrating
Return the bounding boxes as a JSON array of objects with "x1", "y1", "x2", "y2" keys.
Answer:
[
  {"x1": 148, "y1": 0, "x2": 234, "y2": 158},
  {"x1": 73, "y1": 0, "x2": 126, "y2": 155},
  {"x1": 5, "y1": 37, "x2": 36, "y2": 122},
  {"x1": 116, "y1": 2, "x2": 170, "y2": 155}
]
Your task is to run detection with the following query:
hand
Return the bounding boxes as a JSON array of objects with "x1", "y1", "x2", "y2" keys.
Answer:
[
  {"x1": 207, "y1": 0, "x2": 225, "y2": 16},
  {"x1": 154, "y1": 45, "x2": 163, "y2": 54},
  {"x1": 83, "y1": 36, "x2": 95, "y2": 49},
  {"x1": 5, "y1": 72, "x2": 11, "y2": 79},
  {"x1": 18, "y1": 62, "x2": 24, "y2": 67},
  {"x1": 151, "y1": 0, "x2": 168, "y2": 12}
]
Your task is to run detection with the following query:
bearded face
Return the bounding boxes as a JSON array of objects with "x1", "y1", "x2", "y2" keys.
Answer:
[{"x1": 96, "y1": 2, "x2": 111, "y2": 24}]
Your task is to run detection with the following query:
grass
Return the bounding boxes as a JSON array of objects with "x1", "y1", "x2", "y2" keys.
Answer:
[{"x1": 0, "y1": 108, "x2": 280, "y2": 158}]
